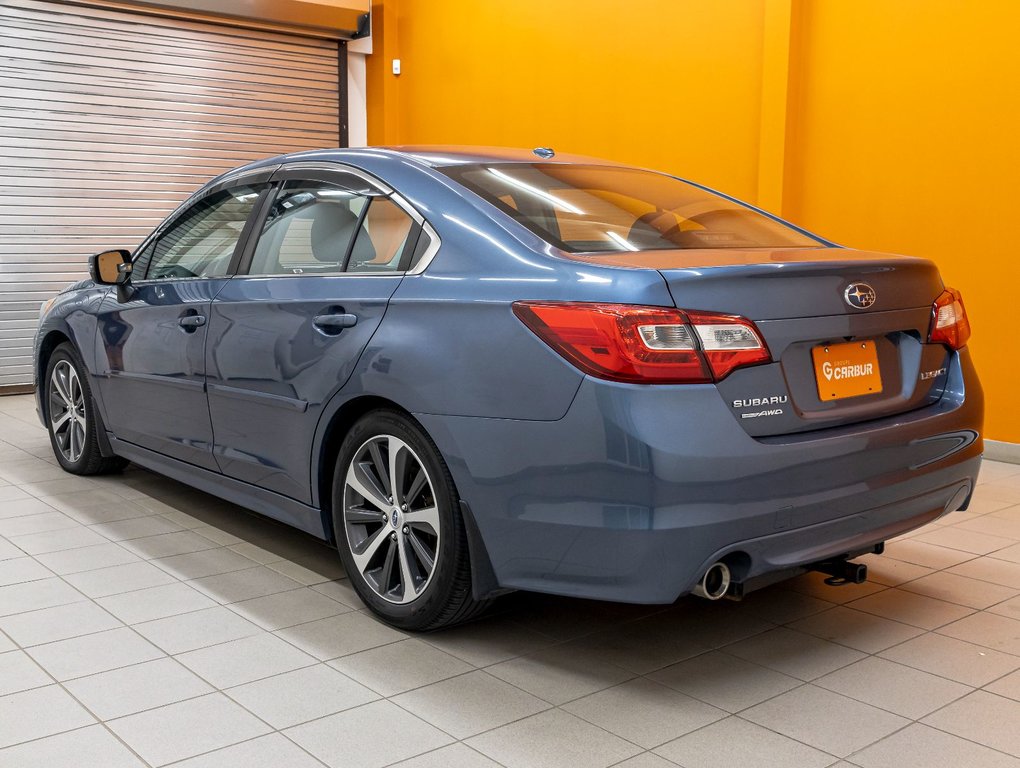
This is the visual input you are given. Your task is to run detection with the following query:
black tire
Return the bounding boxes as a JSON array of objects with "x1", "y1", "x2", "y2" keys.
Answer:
[
  {"x1": 44, "y1": 343, "x2": 129, "y2": 476},
  {"x1": 332, "y1": 409, "x2": 489, "y2": 631}
]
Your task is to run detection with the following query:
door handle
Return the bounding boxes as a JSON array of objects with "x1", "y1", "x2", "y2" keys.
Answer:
[
  {"x1": 313, "y1": 313, "x2": 358, "y2": 330},
  {"x1": 178, "y1": 315, "x2": 206, "y2": 329}
]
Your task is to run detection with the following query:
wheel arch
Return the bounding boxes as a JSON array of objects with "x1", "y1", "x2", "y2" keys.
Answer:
[
  {"x1": 312, "y1": 393, "x2": 502, "y2": 601},
  {"x1": 36, "y1": 329, "x2": 72, "y2": 421}
]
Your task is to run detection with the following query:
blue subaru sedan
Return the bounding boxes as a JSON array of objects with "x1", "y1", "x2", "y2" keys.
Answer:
[{"x1": 34, "y1": 147, "x2": 982, "y2": 630}]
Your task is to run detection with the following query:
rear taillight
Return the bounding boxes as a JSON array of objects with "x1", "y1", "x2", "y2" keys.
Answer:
[
  {"x1": 512, "y1": 302, "x2": 770, "y2": 384},
  {"x1": 928, "y1": 287, "x2": 971, "y2": 350}
]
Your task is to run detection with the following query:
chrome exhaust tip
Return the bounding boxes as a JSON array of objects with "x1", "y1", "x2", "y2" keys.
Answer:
[{"x1": 692, "y1": 561, "x2": 731, "y2": 601}]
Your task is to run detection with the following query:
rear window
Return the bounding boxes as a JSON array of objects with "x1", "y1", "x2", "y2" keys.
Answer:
[{"x1": 442, "y1": 163, "x2": 821, "y2": 253}]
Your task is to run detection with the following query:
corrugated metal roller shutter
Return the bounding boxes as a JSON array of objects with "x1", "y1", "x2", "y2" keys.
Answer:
[{"x1": 0, "y1": 0, "x2": 341, "y2": 386}]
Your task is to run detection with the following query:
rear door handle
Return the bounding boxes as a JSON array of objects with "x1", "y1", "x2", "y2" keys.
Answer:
[
  {"x1": 178, "y1": 315, "x2": 206, "y2": 329},
  {"x1": 313, "y1": 313, "x2": 358, "y2": 330}
]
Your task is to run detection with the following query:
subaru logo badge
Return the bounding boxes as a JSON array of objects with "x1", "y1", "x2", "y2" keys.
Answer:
[
  {"x1": 844, "y1": 282, "x2": 876, "y2": 309},
  {"x1": 391, "y1": 510, "x2": 399, "y2": 527}
]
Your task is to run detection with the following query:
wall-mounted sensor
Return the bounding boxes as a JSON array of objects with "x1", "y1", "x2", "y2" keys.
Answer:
[
  {"x1": 533, "y1": 147, "x2": 555, "y2": 158},
  {"x1": 392, "y1": 59, "x2": 401, "y2": 75}
]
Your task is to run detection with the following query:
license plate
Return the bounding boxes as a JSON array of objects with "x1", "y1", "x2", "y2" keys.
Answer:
[{"x1": 812, "y1": 340, "x2": 883, "y2": 401}]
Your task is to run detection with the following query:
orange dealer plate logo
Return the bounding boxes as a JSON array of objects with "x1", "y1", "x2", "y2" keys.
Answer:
[{"x1": 812, "y1": 340, "x2": 883, "y2": 402}]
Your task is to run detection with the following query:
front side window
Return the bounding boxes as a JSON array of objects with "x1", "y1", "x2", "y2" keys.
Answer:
[
  {"x1": 145, "y1": 184, "x2": 264, "y2": 280},
  {"x1": 442, "y1": 164, "x2": 822, "y2": 253},
  {"x1": 249, "y1": 181, "x2": 369, "y2": 275}
]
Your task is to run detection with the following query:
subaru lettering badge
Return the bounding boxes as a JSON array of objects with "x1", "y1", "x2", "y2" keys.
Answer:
[{"x1": 844, "y1": 282, "x2": 877, "y2": 309}]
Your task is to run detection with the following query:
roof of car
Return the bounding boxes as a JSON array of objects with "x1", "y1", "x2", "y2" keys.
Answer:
[{"x1": 270, "y1": 145, "x2": 626, "y2": 168}]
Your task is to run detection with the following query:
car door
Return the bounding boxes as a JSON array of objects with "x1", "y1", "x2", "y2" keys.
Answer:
[
  {"x1": 205, "y1": 165, "x2": 425, "y2": 504},
  {"x1": 94, "y1": 178, "x2": 270, "y2": 470}
]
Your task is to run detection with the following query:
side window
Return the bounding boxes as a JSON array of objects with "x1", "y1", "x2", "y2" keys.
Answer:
[
  {"x1": 249, "y1": 181, "x2": 369, "y2": 275},
  {"x1": 131, "y1": 239, "x2": 156, "y2": 279},
  {"x1": 346, "y1": 198, "x2": 415, "y2": 273},
  {"x1": 146, "y1": 184, "x2": 264, "y2": 280}
]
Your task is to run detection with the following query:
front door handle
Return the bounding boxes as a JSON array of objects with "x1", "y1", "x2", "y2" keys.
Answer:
[
  {"x1": 313, "y1": 313, "x2": 358, "y2": 331},
  {"x1": 178, "y1": 315, "x2": 206, "y2": 329}
]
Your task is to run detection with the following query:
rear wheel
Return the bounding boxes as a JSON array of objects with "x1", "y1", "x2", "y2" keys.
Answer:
[
  {"x1": 332, "y1": 409, "x2": 487, "y2": 630},
  {"x1": 45, "y1": 343, "x2": 128, "y2": 475}
]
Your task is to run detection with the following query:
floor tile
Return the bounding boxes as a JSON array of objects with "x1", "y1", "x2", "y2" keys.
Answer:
[
  {"x1": 648, "y1": 650, "x2": 801, "y2": 713},
  {"x1": 108, "y1": 692, "x2": 272, "y2": 767},
  {"x1": 151, "y1": 547, "x2": 258, "y2": 580},
  {"x1": 389, "y1": 742, "x2": 503, "y2": 767},
  {"x1": 394, "y1": 669, "x2": 549, "y2": 738},
  {"x1": 742, "y1": 685, "x2": 909, "y2": 758},
  {"x1": 170, "y1": 732, "x2": 325, "y2": 768},
  {"x1": 723, "y1": 627, "x2": 865, "y2": 681},
  {"x1": 847, "y1": 588, "x2": 975, "y2": 629},
  {"x1": 0, "y1": 724, "x2": 145, "y2": 768},
  {"x1": 655, "y1": 715, "x2": 834, "y2": 768},
  {"x1": 0, "y1": 576, "x2": 83, "y2": 617},
  {"x1": 0, "y1": 496, "x2": 56, "y2": 520},
  {"x1": 0, "y1": 600, "x2": 123, "y2": 647},
  {"x1": 34, "y1": 542, "x2": 141, "y2": 575},
  {"x1": 937, "y1": 611, "x2": 1020, "y2": 655},
  {"x1": 949, "y1": 557, "x2": 1020, "y2": 589},
  {"x1": 120, "y1": 530, "x2": 222, "y2": 559},
  {"x1": 286, "y1": 699, "x2": 454, "y2": 768},
  {"x1": 65, "y1": 657, "x2": 213, "y2": 720},
  {"x1": 176, "y1": 632, "x2": 316, "y2": 689},
  {"x1": 90, "y1": 515, "x2": 185, "y2": 541},
  {"x1": 0, "y1": 649, "x2": 52, "y2": 695},
  {"x1": 787, "y1": 605, "x2": 926, "y2": 654},
  {"x1": 610, "y1": 755, "x2": 678, "y2": 768},
  {"x1": 913, "y1": 526, "x2": 1015, "y2": 555},
  {"x1": 922, "y1": 690, "x2": 1020, "y2": 756},
  {"x1": 814, "y1": 656, "x2": 972, "y2": 718},
  {"x1": 0, "y1": 555, "x2": 52, "y2": 586},
  {"x1": 879, "y1": 631, "x2": 1020, "y2": 686},
  {"x1": 881, "y1": 539, "x2": 976, "y2": 569},
  {"x1": 852, "y1": 722, "x2": 1020, "y2": 768},
  {"x1": 0, "y1": 512, "x2": 78, "y2": 538},
  {"x1": 226, "y1": 663, "x2": 378, "y2": 728},
  {"x1": 782, "y1": 573, "x2": 886, "y2": 607},
  {"x1": 487, "y1": 642, "x2": 635, "y2": 705},
  {"x1": 330, "y1": 637, "x2": 473, "y2": 697},
  {"x1": 0, "y1": 685, "x2": 95, "y2": 748},
  {"x1": 134, "y1": 606, "x2": 262, "y2": 654},
  {"x1": 466, "y1": 708, "x2": 641, "y2": 768},
  {"x1": 227, "y1": 587, "x2": 350, "y2": 631},
  {"x1": 189, "y1": 565, "x2": 303, "y2": 604},
  {"x1": 899, "y1": 571, "x2": 1018, "y2": 609},
  {"x1": 276, "y1": 611, "x2": 406, "y2": 661},
  {"x1": 27, "y1": 626, "x2": 164, "y2": 681},
  {"x1": 563, "y1": 677, "x2": 726, "y2": 749},
  {"x1": 64, "y1": 560, "x2": 177, "y2": 598},
  {"x1": 6, "y1": 525, "x2": 110, "y2": 554},
  {"x1": 557, "y1": 613, "x2": 711, "y2": 675},
  {"x1": 986, "y1": 668, "x2": 1020, "y2": 702},
  {"x1": 97, "y1": 582, "x2": 218, "y2": 624}
]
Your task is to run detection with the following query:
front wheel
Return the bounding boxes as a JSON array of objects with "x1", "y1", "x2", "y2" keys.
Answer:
[
  {"x1": 332, "y1": 409, "x2": 487, "y2": 630},
  {"x1": 44, "y1": 343, "x2": 128, "y2": 475}
]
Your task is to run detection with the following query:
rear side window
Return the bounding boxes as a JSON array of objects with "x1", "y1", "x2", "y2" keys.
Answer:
[
  {"x1": 442, "y1": 163, "x2": 821, "y2": 253},
  {"x1": 249, "y1": 181, "x2": 369, "y2": 275},
  {"x1": 347, "y1": 198, "x2": 415, "y2": 272},
  {"x1": 145, "y1": 184, "x2": 264, "y2": 279}
]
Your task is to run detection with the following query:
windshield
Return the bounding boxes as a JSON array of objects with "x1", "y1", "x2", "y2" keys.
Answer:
[{"x1": 442, "y1": 163, "x2": 822, "y2": 253}]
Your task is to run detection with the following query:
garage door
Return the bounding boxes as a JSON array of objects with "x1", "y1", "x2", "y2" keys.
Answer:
[{"x1": 0, "y1": 0, "x2": 342, "y2": 387}]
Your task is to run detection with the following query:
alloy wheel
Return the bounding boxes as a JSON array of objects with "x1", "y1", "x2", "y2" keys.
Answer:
[
  {"x1": 343, "y1": 434, "x2": 441, "y2": 604},
  {"x1": 49, "y1": 360, "x2": 87, "y2": 463}
]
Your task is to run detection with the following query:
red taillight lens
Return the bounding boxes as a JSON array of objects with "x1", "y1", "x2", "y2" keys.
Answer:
[
  {"x1": 928, "y1": 288, "x2": 971, "y2": 350},
  {"x1": 512, "y1": 302, "x2": 770, "y2": 383}
]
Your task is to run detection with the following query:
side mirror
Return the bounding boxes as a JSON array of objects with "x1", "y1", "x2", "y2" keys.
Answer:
[{"x1": 90, "y1": 249, "x2": 133, "y2": 286}]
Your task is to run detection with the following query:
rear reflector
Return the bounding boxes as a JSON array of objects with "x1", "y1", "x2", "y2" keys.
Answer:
[
  {"x1": 928, "y1": 287, "x2": 971, "y2": 350},
  {"x1": 512, "y1": 302, "x2": 770, "y2": 383}
]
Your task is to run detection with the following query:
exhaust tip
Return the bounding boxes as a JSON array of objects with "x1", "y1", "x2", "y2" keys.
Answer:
[{"x1": 692, "y1": 562, "x2": 731, "y2": 601}]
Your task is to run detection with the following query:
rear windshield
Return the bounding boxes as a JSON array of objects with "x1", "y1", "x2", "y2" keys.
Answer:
[{"x1": 442, "y1": 163, "x2": 821, "y2": 253}]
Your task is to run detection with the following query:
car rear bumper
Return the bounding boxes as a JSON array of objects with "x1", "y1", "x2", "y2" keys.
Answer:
[{"x1": 418, "y1": 348, "x2": 983, "y2": 603}]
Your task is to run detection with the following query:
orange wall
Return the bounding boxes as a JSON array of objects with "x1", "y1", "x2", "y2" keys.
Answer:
[{"x1": 367, "y1": 0, "x2": 1020, "y2": 443}]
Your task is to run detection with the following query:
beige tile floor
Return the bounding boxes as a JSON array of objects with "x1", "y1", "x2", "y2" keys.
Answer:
[{"x1": 1, "y1": 391, "x2": 1020, "y2": 767}]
